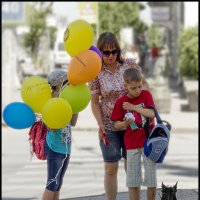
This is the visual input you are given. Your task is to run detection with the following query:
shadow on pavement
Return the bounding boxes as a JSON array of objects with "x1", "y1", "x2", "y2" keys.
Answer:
[{"x1": 157, "y1": 163, "x2": 198, "y2": 177}]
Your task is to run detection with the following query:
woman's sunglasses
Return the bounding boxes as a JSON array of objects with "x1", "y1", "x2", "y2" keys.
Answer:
[{"x1": 102, "y1": 49, "x2": 118, "y2": 57}]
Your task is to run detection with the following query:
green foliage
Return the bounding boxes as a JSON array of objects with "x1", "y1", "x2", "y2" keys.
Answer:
[
  {"x1": 98, "y1": 2, "x2": 148, "y2": 38},
  {"x1": 178, "y1": 26, "x2": 198, "y2": 80},
  {"x1": 23, "y1": 2, "x2": 57, "y2": 62},
  {"x1": 146, "y1": 23, "x2": 164, "y2": 48}
]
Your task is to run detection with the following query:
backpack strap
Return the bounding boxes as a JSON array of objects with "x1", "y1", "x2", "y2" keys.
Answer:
[
  {"x1": 148, "y1": 105, "x2": 162, "y2": 124},
  {"x1": 144, "y1": 117, "x2": 150, "y2": 138},
  {"x1": 149, "y1": 105, "x2": 171, "y2": 131},
  {"x1": 144, "y1": 105, "x2": 165, "y2": 138}
]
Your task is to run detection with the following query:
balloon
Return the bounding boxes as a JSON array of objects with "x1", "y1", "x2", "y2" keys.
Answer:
[
  {"x1": 59, "y1": 84, "x2": 91, "y2": 114},
  {"x1": 42, "y1": 98, "x2": 72, "y2": 129},
  {"x1": 63, "y1": 19, "x2": 94, "y2": 57},
  {"x1": 89, "y1": 45, "x2": 102, "y2": 59},
  {"x1": 3, "y1": 102, "x2": 36, "y2": 129},
  {"x1": 68, "y1": 50, "x2": 102, "y2": 85},
  {"x1": 21, "y1": 76, "x2": 52, "y2": 113}
]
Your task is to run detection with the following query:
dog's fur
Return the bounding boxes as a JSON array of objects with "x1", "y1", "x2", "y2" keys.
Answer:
[{"x1": 161, "y1": 182, "x2": 178, "y2": 200}]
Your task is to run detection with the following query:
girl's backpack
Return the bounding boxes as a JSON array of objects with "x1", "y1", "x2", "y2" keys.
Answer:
[
  {"x1": 28, "y1": 120, "x2": 48, "y2": 160},
  {"x1": 144, "y1": 105, "x2": 171, "y2": 163}
]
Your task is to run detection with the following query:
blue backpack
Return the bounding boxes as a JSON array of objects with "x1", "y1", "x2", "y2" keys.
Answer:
[{"x1": 144, "y1": 105, "x2": 171, "y2": 163}]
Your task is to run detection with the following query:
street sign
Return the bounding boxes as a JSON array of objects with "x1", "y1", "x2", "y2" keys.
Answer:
[
  {"x1": 151, "y1": 7, "x2": 170, "y2": 21},
  {"x1": 79, "y1": 2, "x2": 98, "y2": 24},
  {"x1": 2, "y1": 2, "x2": 25, "y2": 24}
]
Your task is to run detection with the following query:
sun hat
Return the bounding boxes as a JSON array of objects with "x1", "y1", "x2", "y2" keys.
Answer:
[{"x1": 47, "y1": 70, "x2": 67, "y2": 87}]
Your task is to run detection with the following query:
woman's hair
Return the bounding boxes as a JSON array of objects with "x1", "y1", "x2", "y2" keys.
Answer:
[
  {"x1": 123, "y1": 68, "x2": 143, "y2": 83},
  {"x1": 97, "y1": 32, "x2": 124, "y2": 63}
]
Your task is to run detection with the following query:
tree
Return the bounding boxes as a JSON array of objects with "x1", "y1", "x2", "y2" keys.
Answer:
[
  {"x1": 98, "y1": 2, "x2": 148, "y2": 39},
  {"x1": 178, "y1": 26, "x2": 198, "y2": 80},
  {"x1": 23, "y1": 2, "x2": 57, "y2": 64},
  {"x1": 146, "y1": 23, "x2": 164, "y2": 48}
]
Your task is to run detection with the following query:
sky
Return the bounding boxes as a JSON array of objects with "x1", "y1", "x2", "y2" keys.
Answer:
[
  {"x1": 184, "y1": 1, "x2": 198, "y2": 27},
  {"x1": 52, "y1": 2, "x2": 199, "y2": 28}
]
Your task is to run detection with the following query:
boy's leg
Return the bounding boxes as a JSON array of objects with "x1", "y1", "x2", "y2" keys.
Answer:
[
  {"x1": 128, "y1": 187, "x2": 140, "y2": 200},
  {"x1": 126, "y1": 149, "x2": 142, "y2": 200},
  {"x1": 142, "y1": 149, "x2": 157, "y2": 200},
  {"x1": 147, "y1": 187, "x2": 156, "y2": 200}
]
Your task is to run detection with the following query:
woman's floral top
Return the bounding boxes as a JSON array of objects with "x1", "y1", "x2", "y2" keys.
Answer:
[{"x1": 88, "y1": 58, "x2": 141, "y2": 131}]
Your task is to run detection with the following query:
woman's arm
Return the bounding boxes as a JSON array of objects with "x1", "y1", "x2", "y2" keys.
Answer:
[
  {"x1": 91, "y1": 94, "x2": 104, "y2": 127},
  {"x1": 91, "y1": 93, "x2": 105, "y2": 139}
]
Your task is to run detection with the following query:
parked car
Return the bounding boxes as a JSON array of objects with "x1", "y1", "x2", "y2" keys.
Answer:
[
  {"x1": 53, "y1": 40, "x2": 71, "y2": 71},
  {"x1": 17, "y1": 56, "x2": 48, "y2": 84}
]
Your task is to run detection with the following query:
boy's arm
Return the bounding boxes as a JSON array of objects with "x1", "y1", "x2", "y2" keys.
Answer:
[
  {"x1": 114, "y1": 118, "x2": 134, "y2": 130},
  {"x1": 123, "y1": 102, "x2": 155, "y2": 118}
]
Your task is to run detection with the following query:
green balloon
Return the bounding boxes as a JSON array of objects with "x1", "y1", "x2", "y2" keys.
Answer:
[{"x1": 59, "y1": 84, "x2": 91, "y2": 114}]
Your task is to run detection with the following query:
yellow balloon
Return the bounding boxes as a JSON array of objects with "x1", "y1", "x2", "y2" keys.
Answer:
[
  {"x1": 59, "y1": 84, "x2": 91, "y2": 114},
  {"x1": 42, "y1": 98, "x2": 72, "y2": 129},
  {"x1": 63, "y1": 19, "x2": 94, "y2": 57},
  {"x1": 21, "y1": 76, "x2": 51, "y2": 113}
]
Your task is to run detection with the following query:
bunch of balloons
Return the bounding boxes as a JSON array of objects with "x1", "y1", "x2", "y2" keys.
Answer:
[
  {"x1": 63, "y1": 19, "x2": 102, "y2": 85},
  {"x1": 3, "y1": 19, "x2": 102, "y2": 131}
]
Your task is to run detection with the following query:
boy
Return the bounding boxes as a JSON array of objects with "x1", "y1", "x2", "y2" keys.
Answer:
[{"x1": 111, "y1": 68, "x2": 157, "y2": 200}]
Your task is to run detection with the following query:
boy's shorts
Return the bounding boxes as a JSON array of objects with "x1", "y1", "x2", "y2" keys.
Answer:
[
  {"x1": 44, "y1": 141, "x2": 70, "y2": 192},
  {"x1": 126, "y1": 148, "x2": 157, "y2": 188},
  {"x1": 100, "y1": 129, "x2": 126, "y2": 162}
]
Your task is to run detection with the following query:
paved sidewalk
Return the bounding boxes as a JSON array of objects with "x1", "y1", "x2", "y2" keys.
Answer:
[{"x1": 65, "y1": 189, "x2": 198, "y2": 200}]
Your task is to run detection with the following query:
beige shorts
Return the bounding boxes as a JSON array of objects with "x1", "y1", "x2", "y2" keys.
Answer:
[{"x1": 126, "y1": 148, "x2": 157, "y2": 188}]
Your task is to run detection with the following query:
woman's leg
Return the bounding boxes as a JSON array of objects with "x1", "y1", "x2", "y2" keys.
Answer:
[
  {"x1": 104, "y1": 162, "x2": 118, "y2": 200},
  {"x1": 100, "y1": 130, "x2": 125, "y2": 200}
]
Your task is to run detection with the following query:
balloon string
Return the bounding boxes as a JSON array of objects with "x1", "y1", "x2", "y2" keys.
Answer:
[
  {"x1": 46, "y1": 127, "x2": 70, "y2": 187},
  {"x1": 56, "y1": 77, "x2": 68, "y2": 97}
]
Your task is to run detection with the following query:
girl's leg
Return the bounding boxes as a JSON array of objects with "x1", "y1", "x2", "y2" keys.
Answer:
[
  {"x1": 128, "y1": 187, "x2": 140, "y2": 200},
  {"x1": 42, "y1": 188, "x2": 55, "y2": 200},
  {"x1": 53, "y1": 191, "x2": 59, "y2": 200}
]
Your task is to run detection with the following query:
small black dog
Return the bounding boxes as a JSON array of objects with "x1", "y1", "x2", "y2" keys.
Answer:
[{"x1": 161, "y1": 182, "x2": 178, "y2": 200}]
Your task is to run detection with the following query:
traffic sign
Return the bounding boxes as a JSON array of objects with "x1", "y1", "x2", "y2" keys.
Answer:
[{"x1": 2, "y1": 2, "x2": 25, "y2": 24}]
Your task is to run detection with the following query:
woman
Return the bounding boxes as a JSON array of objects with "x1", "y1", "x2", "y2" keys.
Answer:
[{"x1": 88, "y1": 32, "x2": 149, "y2": 200}]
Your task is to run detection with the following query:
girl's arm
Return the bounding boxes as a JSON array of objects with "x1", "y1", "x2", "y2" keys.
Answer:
[{"x1": 71, "y1": 114, "x2": 78, "y2": 126}]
